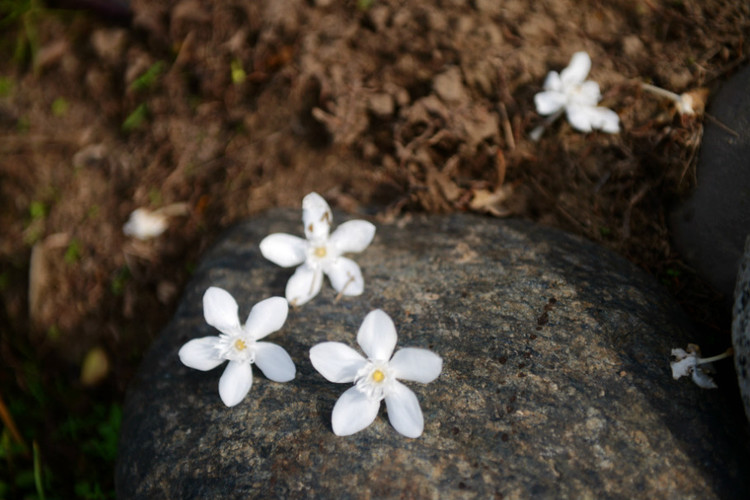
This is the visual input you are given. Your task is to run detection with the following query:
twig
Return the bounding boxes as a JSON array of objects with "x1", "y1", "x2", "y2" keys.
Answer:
[{"x1": 0, "y1": 393, "x2": 28, "y2": 453}]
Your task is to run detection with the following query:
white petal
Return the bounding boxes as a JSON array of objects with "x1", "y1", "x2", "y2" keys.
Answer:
[
  {"x1": 123, "y1": 208, "x2": 169, "y2": 240},
  {"x1": 588, "y1": 107, "x2": 620, "y2": 134},
  {"x1": 565, "y1": 104, "x2": 595, "y2": 133},
  {"x1": 329, "y1": 220, "x2": 376, "y2": 254},
  {"x1": 385, "y1": 381, "x2": 424, "y2": 438},
  {"x1": 244, "y1": 296, "x2": 288, "y2": 340},
  {"x1": 310, "y1": 342, "x2": 367, "y2": 383},
  {"x1": 576, "y1": 81, "x2": 602, "y2": 106},
  {"x1": 671, "y1": 356, "x2": 695, "y2": 380},
  {"x1": 254, "y1": 342, "x2": 295, "y2": 382},
  {"x1": 331, "y1": 386, "x2": 380, "y2": 436},
  {"x1": 302, "y1": 192, "x2": 332, "y2": 242},
  {"x1": 357, "y1": 309, "x2": 397, "y2": 361},
  {"x1": 218, "y1": 360, "x2": 253, "y2": 407},
  {"x1": 560, "y1": 51, "x2": 591, "y2": 86},
  {"x1": 203, "y1": 287, "x2": 241, "y2": 335},
  {"x1": 692, "y1": 369, "x2": 718, "y2": 389},
  {"x1": 259, "y1": 233, "x2": 307, "y2": 268},
  {"x1": 534, "y1": 91, "x2": 566, "y2": 116},
  {"x1": 324, "y1": 257, "x2": 364, "y2": 296},
  {"x1": 178, "y1": 336, "x2": 225, "y2": 371},
  {"x1": 285, "y1": 264, "x2": 323, "y2": 306},
  {"x1": 542, "y1": 71, "x2": 561, "y2": 92},
  {"x1": 390, "y1": 348, "x2": 442, "y2": 383}
]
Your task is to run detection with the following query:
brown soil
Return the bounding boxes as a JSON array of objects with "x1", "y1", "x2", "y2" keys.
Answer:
[{"x1": 1, "y1": 0, "x2": 748, "y2": 495}]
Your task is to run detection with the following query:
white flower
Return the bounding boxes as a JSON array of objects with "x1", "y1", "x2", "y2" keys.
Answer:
[
  {"x1": 260, "y1": 192, "x2": 376, "y2": 306},
  {"x1": 123, "y1": 208, "x2": 168, "y2": 240},
  {"x1": 178, "y1": 287, "x2": 295, "y2": 407},
  {"x1": 534, "y1": 51, "x2": 620, "y2": 134},
  {"x1": 309, "y1": 309, "x2": 442, "y2": 438},
  {"x1": 670, "y1": 344, "x2": 732, "y2": 390}
]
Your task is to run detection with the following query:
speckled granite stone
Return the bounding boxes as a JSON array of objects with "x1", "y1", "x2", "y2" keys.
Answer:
[
  {"x1": 734, "y1": 236, "x2": 750, "y2": 422},
  {"x1": 117, "y1": 211, "x2": 750, "y2": 499}
]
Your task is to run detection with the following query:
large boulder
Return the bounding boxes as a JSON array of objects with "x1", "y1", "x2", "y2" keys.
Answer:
[{"x1": 117, "y1": 210, "x2": 749, "y2": 498}]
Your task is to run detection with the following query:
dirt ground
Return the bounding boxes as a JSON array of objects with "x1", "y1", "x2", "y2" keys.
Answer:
[{"x1": 1, "y1": 0, "x2": 748, "y2": 496}]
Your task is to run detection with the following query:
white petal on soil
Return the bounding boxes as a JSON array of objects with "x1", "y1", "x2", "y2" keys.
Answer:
[
  {"x1": 259, "y1": 233, "x2": 307, "y2": 267},
  {"x1": 203, "y1": 287, "x2": 241, "y2": 335},
  {"x1": 357, "y1": 309, "x2": 398, "y2": 361},
  {"x1": 587, "y1": 106, "x2": 620, "y2": 134},
  {"x1": 123, "y1": 208, "x2": 168, "y2": 240},
  {"x1": 218, "y1": 360, "x2": 253, "y2": 407},
  {"x1": 178, "y1": 336, "x2": 225, "y2": 371},
  {"x1": 331, "y1": 386, "x2": 380, "y2": 436},
  {"x1": 329, "y1": 220, "x2": 376, "y2": 254},
  {"x1": 534, "y1": 91, "x2": 567, "y2": 115},
  {"x1": 385, "y1": 381, "x2": 424, "y2": 438},
  {"x1": 254, "y1": 342, "x2": 296, "y2": 382},
  {"x1": 244, "y1": 296, "x2": 289, "y2": 340},
  {"x1": 302, "y1": 192, "x2": 332, "y2": 242},
  {"x1": 325, "y1": 257, "x2": 364, "y2": 296},
  {"x1": 542, "y1": 71, "x2": 562, "y2": 92},
  {"x1": 560, "y1": 51, "x2": 591, "y2": 86},
  {"x1": 310, "y1": 342, "x2": 367, "y2": 383},
  {"x1": 576, "y1": 81, "x2": 602, "y2": 106},
  {"x1": 565, "y1": 104, "x2": 596, "y2": 132},
  {"x1": 285, "y1": 264, "x2": 323, "y2": 306},
  {"x1": 390, "y1": 348, "x2": 442, "y2": 383}
]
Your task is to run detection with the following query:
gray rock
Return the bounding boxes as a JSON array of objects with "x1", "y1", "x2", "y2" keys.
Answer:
[
  {"x1": 734, "y1": 235, "x2": 750, "y2": 421},
  {"x1": 117, "y1": 211, "x2": 750, "y2": 499},
  {"x1": 670, "y1": 64, "x2": 750, "y2": 303}
]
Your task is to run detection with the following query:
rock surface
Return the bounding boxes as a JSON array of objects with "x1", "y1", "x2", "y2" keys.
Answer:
[
  {"x1": 671, "y1": 64, "x2": 750, "y2": 303},
  {"x1": 117, "y1": 211, "x2": 750, "y2": 499},
  {"x1": 734, "y1": 235, "x2": 750, "y2": 422}
]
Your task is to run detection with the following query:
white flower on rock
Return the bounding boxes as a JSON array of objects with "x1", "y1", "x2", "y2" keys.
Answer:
[
  {"x1": 670, "y1": 344, "x2": 733, "y2": 390},
  {"x1": 309, "y1": 309, "x2": 442, "y2": 438},
  {"x1": 534, "y1": 51, "x2": 620, "y2": 135},
  {"x1": 260, "y1": 192, "x2": 376, "y2": 306},
  {"x1": 178, "y1": 287, "x2": 295, "y2": 407}
]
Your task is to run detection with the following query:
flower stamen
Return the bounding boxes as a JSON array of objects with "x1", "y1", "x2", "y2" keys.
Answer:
[
  {"x1": 314, "y1": 246, "x2": 327, "y2": 258},
  {"x1": 372, "y1": 369, "x2": 385, "y2": 382},
  {"x1": 234, "y1": 339, "x2": 247, "y2": 351}
]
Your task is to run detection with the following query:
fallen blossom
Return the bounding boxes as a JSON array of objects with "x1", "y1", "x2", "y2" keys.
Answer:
[
  {"x1": 670, "y1": 344, "x2": 733, "y2": 389},
  {"x1": 641, "y1": 83, "x2": 709, "y2": 117},
  {"x1": 260, "y1": 192, "x2": 376, "y2": 306},
  {"x1": 123, "y1": 203, "x2": 189, "y2": 240},
  {"x1": 178, "y1": 287, "x2": 295, "y2": 407},
  {"x1": 533, "y1": 51, "x2": 620, "y2": 137},
  {"x1": 309, "y1": 309, "x2": 442, "y2": 437}
]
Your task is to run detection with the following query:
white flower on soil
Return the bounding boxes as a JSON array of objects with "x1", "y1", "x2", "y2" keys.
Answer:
[
  {"x1": 533, "y1": 51, "x2": 620, "y2": 136},
  {"x1": 178, "y1": 287, "x2": 295, "y2": 407},
  {"x1": 260, "y1": 192, "x2": 376, "y2": 306},
  {"x1": 309, "y1": 309, "x2": 442, "y2": 438}
]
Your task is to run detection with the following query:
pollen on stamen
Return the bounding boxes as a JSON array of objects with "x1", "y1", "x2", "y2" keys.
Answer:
[
  {"x1": 372, "y1": 370, "x2": 385, "y2": 382},
  {"x1": 314, "y1": 246, "x2": 327, "y2": 258},
  {"x1": 234, "y1": 339, "x2": 247, "y2": 351}
]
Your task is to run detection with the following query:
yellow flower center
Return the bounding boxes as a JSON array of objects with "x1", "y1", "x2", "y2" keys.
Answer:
[
  {"x1": 314, "y1": 246, "x2": 327, "y2": 258},
  {"x1": 371, "y1": 369, "x2": 385, "y2": 383},
  {"x1": 234, "y1": 339, "x2": 247, "y2": 351}
]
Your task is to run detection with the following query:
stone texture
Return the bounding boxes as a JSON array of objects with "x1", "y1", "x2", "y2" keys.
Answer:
[
  {"x1": 117, "y1": 211, "x2": 750, "y2": 499},
  {"x1": 671, "y1": 64, "x2": 750, "y2": 303},
  {"x1": 734, "y1": 235, "x2": 750, "y2": 422}
]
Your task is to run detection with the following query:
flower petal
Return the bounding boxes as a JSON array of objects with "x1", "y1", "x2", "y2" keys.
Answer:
[
  {"x1": 542, "y1": 71, "x2": 561, "y2": 92},
  {"x1": 329, "y1": 220, "x2": 376, "y2": 254},
  {"x1": 390, "y1": 348, "x2": 442, "y2": 383},
  {"x1": 244, "y1": 296, "x2": 289, "y2": 340},
  {"x1": 178, "y1": 336, "x2": 224, "y2": 371},
  {"x1": 259, "y1": 233, "x2": 307, "y2": 268},
  {"x1": 587, "y1": 106, "x2": 620, "y2": 134},
  {"x1": 324, "y1": 257, "x2": 364, "y2": 296},
  {"x1": 575, "y1": 81, "x2": 602, "y2": 106},
  {"x1": 692, "y1": 369, "x2": 718, "y2": 389},
  {"x1": 534, "y1": 91, "x2": 566, "y2": 116},
  {"x1": 385, "y1": 381, "x2": 424, "y2": 438},
  {"x1": 565, "y1": 104, "x2": 595, "y2": 132},
  {"x1": 203, "y1": 287, "x2": 241, "y2": 335},
  {"x1": 331, "y1": 386, "x2": 380, "y2": 436},
  {"x1": 285, "y1": 264, "x2": 323, "y2": 306},
  {"x1": 560, "y1": 51, "x2": 591, "y2": 86},
  {"x1": 254, "y1": 342, "x2": 295, "y2": 382},
  {"x1": 310, "y1": 342, "x2": 367, "y2": 383},
  {"x1": 302, "y1": 192, "x2": 332, "y2": 243},
  {"x1": 357, "y1": 309, "x2": 397, "y2": 361},
  {"x1": 218, "y1": 360, "x2": 253, "y2": 407}
]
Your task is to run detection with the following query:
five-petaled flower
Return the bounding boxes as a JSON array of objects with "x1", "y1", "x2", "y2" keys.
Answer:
[
  {"x1": 534, "y1": 51, "x2": 620, "y2": 134},
  {"x1": 178, "y1": 287, "x2": 296, "y2": 407},
  {"x1": 309, "y1": 309, "x2": 442, "y2": 438},
  {"x1": 260, "y1": 192, "x2": 376, "y2": 306}
]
